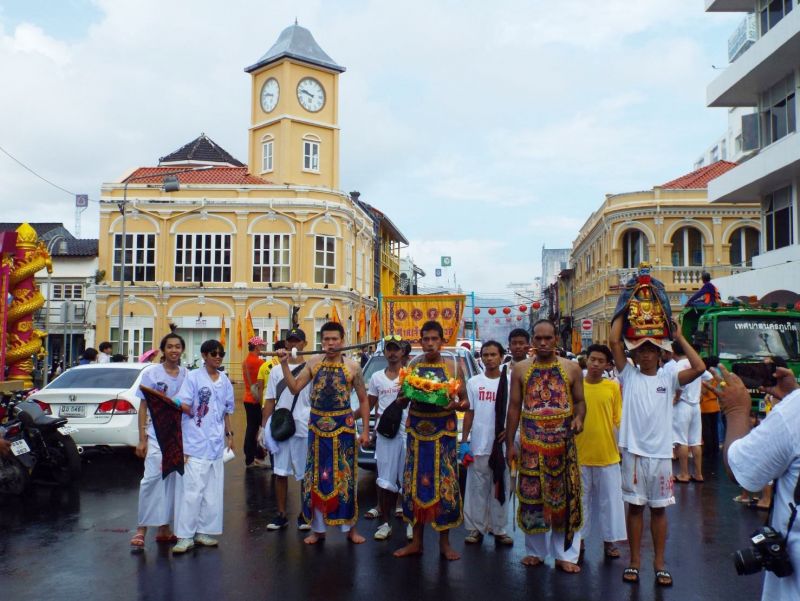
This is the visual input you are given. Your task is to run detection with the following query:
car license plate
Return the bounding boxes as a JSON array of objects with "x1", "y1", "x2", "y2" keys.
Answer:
[
  {"x1": 58, "y1": 425, "x2": 78, "y2": 436},
  {"x1": 11, "y1": 439, "x2": 30, "y2": 456},
  {"x1": 59, "y1": 404, "x2": 86, "y2": 418}
]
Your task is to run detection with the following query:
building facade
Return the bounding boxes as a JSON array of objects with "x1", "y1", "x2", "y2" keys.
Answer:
[
  {"x1": 569, "y1": 162, "x2": 760, "y2": 344},
  {"x1": 705, "y1": 0, "x2": 800, "y2": 297},
  {"x1": 95, "y1": 24, "x2": 396, "y2": 377}
]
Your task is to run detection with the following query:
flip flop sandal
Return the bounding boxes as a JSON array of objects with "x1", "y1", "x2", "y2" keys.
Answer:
[
  {"x1": 155, "y1": 534, "x2": 178, "y2": 543},
  {"x1": 130, "y1": 533, "x2": 145, "y2": 553},
  {"x1": 655, "y1": 569, "x2": 673, "y2": 587},
  {"x1": 604, "y1": 546, "x2": 621, "y2": 558},
  {"x1": 690, "y1": 476, "x2": 705, "y2": 483},
  {"x1": 622, "y1": 567, "x2": 640, "y2": 584},
  {"x1": 363, "y1": 508, "x2": 381, "y2": 519}
]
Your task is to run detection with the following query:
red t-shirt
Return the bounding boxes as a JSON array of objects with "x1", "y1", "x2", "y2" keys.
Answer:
[{"x1": 243, "y1": 353, "x2": 265, "y2": 404}]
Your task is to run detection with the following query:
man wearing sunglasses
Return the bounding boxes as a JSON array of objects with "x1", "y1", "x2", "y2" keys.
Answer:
[
  {"x1": 277, "y1": 321, "x2": 371, "y2": 545},
  {"x1": 172, "y1": 339, "x2": 235, "y2": 554}
]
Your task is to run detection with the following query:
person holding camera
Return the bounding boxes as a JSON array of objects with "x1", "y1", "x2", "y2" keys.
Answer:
[{"x1": 714, "y1": 363, "x2": 800, "y2": 600}]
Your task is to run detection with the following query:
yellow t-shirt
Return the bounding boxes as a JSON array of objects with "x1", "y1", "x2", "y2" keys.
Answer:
[
  {"x1": 575, "y1": 379, "x2": 622, "y2": 467},
  {"x1": 257, "y1": 358, "x2": 280, "y2": 393}
]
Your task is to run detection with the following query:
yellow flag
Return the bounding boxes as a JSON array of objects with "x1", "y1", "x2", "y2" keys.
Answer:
[
  {"x1": 370, "y1": 309, "x2": 380, "y2": 340},
  {"x1": 273, "y1": 319, "x2": 279, "y2": 344},
  {"x1": 236, "y1": 316, "x2": 243, "y2": 350},
  {"x1": 357, "y1": 306, "x2": 366, "y2": 339},
  {"x1": 330, "y1": 303, "x2": 341, "y2": 324},
  {"x1": 246, "y1": 309, "x2": 255, "y2": 341},
  {"x1": 220, "y1": 316, "x2": 227, "y2": 348}
]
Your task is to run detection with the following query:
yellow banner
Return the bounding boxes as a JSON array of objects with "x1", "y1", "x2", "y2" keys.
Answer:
[{"x1": 382, "y1": 294, "x2": 466, "y2": 346}]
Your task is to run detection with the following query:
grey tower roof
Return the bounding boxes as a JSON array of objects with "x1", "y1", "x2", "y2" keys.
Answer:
[
  {"x1": 158, "y1": 133, "x2": 244, "y2": 167},
  {"x1": 245, "y1": 23, "x2": 345, "y2": 74}
]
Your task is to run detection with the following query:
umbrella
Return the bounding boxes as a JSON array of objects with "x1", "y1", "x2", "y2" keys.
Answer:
[{"x1": 138, "y1": 349, "x2": 158, "y2": 363}]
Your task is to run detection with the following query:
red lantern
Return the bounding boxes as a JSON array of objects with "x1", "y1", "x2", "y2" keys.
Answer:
[
  {"x1": 488, "y1": 308, "x2": 497, "y2": 316},
  {"x1": 516, "y1": 316, "x2": 522, "y2": 321},
  {"x1": 795, "y1": 300, "x2": 800, "y2": 311},
  {"x1": 532, "y1": 301, "x2": 541, "y2": 310},
  {"x1": 494, "y1": 318, "x2": 500, "y2": 324},
  {"x1": 506, "y1": 317, "x2": 512, "y2": 322},
  {"x1": 473, "y1": 308, "x2": 481, "y2": 315},
  {"x1": 503, "y1": 307, "x2": 511, "y2": 315},
  {"x1": 519, "y1": 305, "x2": 527, "y2": 312}
]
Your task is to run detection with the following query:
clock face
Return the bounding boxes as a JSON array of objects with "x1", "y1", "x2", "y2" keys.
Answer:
[
  {"x1": 260, "y1": 78, "x2": 279, "y2": 113},
  {"x1": 297, "y1": 77, "x2": 325, "y2": 112}
]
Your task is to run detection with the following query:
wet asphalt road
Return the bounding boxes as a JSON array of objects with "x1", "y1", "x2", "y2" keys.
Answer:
[{"x1": 0, "y1": 406, "x2": 766, "y2": 601}]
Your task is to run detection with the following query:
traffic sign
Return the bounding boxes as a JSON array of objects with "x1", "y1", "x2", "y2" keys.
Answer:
[
  {"x1": 441, "y1": 256, "x2": 452, "y2": 267},
  {"x1": 580, "y1": 318, "x2": 593, "y2": 335},
  {"x1": 435, "y1": 268, "x2": 442, "y2": 277}
]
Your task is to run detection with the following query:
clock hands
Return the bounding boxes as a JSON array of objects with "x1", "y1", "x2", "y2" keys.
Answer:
[{"x1": 300, "y1": 88, "x2": 314, "y2": 98}]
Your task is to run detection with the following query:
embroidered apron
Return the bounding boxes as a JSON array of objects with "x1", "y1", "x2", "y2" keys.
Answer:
[
  {"x1": 516, "y1": 360, "x2": 582, "y2": 546},
  {"x1": 301, "y1": 362, "x2": 357, "y2": 526},
  {"x1": 401, "y1": 362, "x2": 462, "y2": 531}
]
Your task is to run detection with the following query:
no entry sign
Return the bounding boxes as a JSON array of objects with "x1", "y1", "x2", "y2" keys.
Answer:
[{"x1": 580, "y1": 318, "x2": 593, "y2": 335}]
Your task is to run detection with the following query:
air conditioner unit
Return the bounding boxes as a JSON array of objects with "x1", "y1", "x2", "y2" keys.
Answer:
[{"x1": 728, "y1": 13, "x2": 758, "y2": 63}]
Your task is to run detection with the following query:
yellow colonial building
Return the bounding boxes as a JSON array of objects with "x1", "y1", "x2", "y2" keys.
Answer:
[
  {"x1": 95, "y1": 24, "x2": 405, "y2": 376},
  {"x1": 570, "y1": 162, "x2": 761, "y2": 344}
]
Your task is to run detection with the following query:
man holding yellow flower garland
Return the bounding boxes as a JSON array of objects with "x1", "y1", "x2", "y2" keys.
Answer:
[{"x1": 394, "y1": 320, "x2": 467, "y2": 561}]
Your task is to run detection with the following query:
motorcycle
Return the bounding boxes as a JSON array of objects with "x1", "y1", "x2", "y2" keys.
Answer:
[{"x1": 0, "y1": 390, "x2": 82, "y2": 493}]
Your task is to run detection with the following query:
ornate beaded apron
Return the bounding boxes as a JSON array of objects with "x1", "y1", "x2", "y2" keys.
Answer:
[
  {"x1": 516, "y1": 360, "x2": 582, "y2": 546},
  {"x1": 401, "y1": 362, "x2": 462, "y2": 531},
  {"x1": 301, "y1": 362, "x2": 357, "y2": 526}
]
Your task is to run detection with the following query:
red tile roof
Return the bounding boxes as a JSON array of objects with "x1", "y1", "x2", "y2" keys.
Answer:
[
  {"x1": 660, "y1": 160, "x2": 737, "y2": 189},
  {"x1": 122, "y1": 167, "x2": 270, "y2": 185}
]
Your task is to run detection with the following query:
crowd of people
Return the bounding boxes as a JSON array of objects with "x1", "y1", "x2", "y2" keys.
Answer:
[{"x1": 122, "y1": 312, "x2": 797, "y2": 600}]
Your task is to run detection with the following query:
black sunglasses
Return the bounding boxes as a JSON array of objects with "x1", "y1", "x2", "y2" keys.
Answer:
[{"x1": 208, "y1": 351, "x2": 226, "y2": 358}]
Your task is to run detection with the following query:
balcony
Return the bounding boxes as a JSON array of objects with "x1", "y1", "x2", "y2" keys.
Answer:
[
  {"x1": 709, "y1": 131, "x2": 800, "y2": 202},
  {"x1": 708, "y1": 8, "x2": 800, "y2": 107}
]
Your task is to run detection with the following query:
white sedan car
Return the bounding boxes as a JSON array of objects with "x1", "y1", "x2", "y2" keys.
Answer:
[{"x1": 31, "y1": 363, "x2": 156, "y2": 448}]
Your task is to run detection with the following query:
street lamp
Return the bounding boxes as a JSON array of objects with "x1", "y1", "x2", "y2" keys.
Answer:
[{"x1": 116, "y1": 165, "x2": 212, "y2": 357}]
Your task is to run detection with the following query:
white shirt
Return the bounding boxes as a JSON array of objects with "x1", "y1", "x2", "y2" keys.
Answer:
[
  {"x1": 466, "y1": 372, "x2": 503, "y2": 456},
  {"x1": 674, "y1": 358, "x2": 713, "y2": 405},
  {"x1": 136, "y1": 363, "x2": 187, "y2": 440},
  {"x1": 368, "y1": 369, "x2": 407, "y2": 435},
  {"x1": 266, "y1": 361, "x2": 311, "y2": 438},
  {"x1": 176, "y1": 368, "x2": 235, "y2": 461},
  {"x1": 729, "y1": 389, "x2": 800, "y2": 601},
  {"x1": 618, "y1": 363, "x2": 680, "y2": 458},
  {"x1": 98, "y1": 352, "x2": 110, "y2": 364}
]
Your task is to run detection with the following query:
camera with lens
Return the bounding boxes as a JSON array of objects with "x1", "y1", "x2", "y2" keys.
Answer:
[{"x1": 733, "y1": 526, "x2": 794, "y2": 578}]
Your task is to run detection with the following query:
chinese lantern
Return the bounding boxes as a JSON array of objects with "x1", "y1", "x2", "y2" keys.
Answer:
[
  {"x1": 519, "y1": 305, "x2": 527, "y2": 312},
  {"x1": 503, "y1": 307, "x2": 511, "y2": 315},
  {"x1": 506, "y1": 317, "x2": 512, "y2": 322},
  {"x1": 795, "y1": 300, "x2": 800, "y2": 311},
  {"x1": 516, "y1": 316, "x2": 522, "y2": 321},
  {"x1": 473, "y1": 308, "x2": 481, "y2": 315},
  {"x1": 488, "y1": 308, "x2": 497, "y2": 315},
  {"x1": 494, "y1": 318, "x2": 500, "y2": 324},
  {"x1": 532, "y1": 301, "x2": 541, "y2": 310}
]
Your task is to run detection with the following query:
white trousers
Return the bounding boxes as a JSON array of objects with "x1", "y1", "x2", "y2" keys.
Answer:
[
  {"x1": 375, "y1": 432, "x2": 405, "y2": 493},
  {"x1": 174, "y1": 456, "x2": 224, "y2": 539},
  {"x1": 524, "y1": 530, "x2": 581, "y2": 563},
  {"x1": 580, "y1": 464, "x2": 627, "y2": 543},
  {"x1": 137, "y1": 437, "x2": 176, "y2": 528},
  {"x1": 463, "y1": 454, "x2": 509, "y2": 535},
  {"x1": 311, "y1": 509, "x2": 352, "y2": 534}
]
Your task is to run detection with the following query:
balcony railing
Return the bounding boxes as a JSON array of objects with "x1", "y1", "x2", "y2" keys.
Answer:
[{"x1": 728, "y1": 12, "x2": 758, "y2": 63}]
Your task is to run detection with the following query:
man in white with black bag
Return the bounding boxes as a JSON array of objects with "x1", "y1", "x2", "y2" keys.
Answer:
[{"x1": 261, "y1": 328, "x2": 312, "y2": 531}]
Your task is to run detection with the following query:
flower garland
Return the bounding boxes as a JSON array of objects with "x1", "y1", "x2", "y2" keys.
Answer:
[{"x1": 399, "y1": 367, "x2": 460, "y2": 407}]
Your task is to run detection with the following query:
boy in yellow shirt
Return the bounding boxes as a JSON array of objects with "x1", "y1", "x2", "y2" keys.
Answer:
[{"x1": 575, "y1": 344, "x2": 626, "y2": 559}]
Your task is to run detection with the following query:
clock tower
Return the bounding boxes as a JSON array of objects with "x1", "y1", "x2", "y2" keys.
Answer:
[{"x1": 245, "y1": 23, "x2": 345, "y2": 189}]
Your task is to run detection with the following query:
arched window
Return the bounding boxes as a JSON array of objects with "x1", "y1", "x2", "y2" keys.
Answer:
[
  {"x1": 729, "y1": 226, "x2": 760, "y2": 266},
  {"x1": 261, "y1": 134, "x2": 274, "y2": 173},
  {"x1": 671, "y1": 227, "x2": 703, "y2": 267},
  {"x1": 621, "y1": 229, "x2": 648, "y2": 268}
]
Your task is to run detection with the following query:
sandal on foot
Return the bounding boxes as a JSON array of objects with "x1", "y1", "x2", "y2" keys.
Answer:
[
  {"x1": 604, "y1": 545, "x2": 621, "y2": 558},
  {"x1": 655, "y1": 569, "x2": 673, "y2": 587},
  {"x1": 363, "y1": 507, "x2": 381, "y2": 519},
  {"x1": 622, "y1": 567, "x2": 640, "y2": 583},
  {"x1": 130, "y1": 533, "x2": 145, "y2": 552}
]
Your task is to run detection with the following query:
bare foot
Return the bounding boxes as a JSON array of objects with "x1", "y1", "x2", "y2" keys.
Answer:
[
  {"x1": 439, "y1": 541, "x2": 461, "y2": 561},
  {"x1": 347, "y1": 530, "x2": 366, "y2": 544},
  {"x1": 304, "y1": 532, "x2": 326, "y2": 545},
  {"x1": 521, "y1": 555, "x2": 543, "y2": 567},
  {"x1": 394, "y1": 541, "x2": 423, "y2": 557},
  {"x1": 555, "y1": 560, "x2": 581, "y2": 573}
]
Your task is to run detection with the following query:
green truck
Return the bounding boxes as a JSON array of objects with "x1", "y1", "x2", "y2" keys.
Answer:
[{"x1": 680, "y1": 304, "x2": 800, "y2": 413}]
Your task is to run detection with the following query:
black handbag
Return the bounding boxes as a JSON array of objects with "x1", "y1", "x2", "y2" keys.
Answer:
[
  {"x1": 376, "y1": 400, "x2": 403, "y2": 439},
  {"x1": 270, "y1": 364, "x2": 305, "y2": 442}
]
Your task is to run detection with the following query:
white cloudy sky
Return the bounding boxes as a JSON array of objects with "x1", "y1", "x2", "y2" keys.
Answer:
[{"x1": 0, "y1": 0, "x2": 739, "y2": 293}]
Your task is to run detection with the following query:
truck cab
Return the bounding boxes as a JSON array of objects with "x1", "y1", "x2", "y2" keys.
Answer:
[{"x1": 681, "y1": 304, "x2": 800, "y2": 413}]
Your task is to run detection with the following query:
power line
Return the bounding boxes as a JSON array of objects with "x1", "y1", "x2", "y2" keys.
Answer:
[{"x1": 0, "y1": 141, "x2": 77, "y2": 196}]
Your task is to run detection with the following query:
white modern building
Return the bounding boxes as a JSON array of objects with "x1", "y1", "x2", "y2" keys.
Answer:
[{"x1": 705, "y1": 0, "x2": 800, "y2": 298}]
